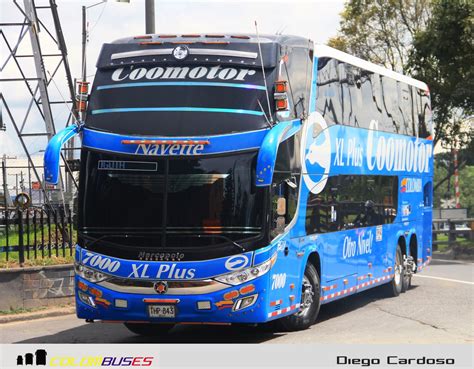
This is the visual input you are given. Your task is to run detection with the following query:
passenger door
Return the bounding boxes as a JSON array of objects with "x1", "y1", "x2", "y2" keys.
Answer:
[{"x1": 422, "y1": 180, "x2": 433, "y2": 262}]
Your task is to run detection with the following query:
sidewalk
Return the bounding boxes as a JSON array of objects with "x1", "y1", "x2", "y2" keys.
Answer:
[{"x1": 0, "y1": 305, "x2": 75, "y2": 324}]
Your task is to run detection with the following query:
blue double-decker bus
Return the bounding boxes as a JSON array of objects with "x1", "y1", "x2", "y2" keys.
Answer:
[{"x1": 44, "y1": 34, "x2": 433, "y2": 334}]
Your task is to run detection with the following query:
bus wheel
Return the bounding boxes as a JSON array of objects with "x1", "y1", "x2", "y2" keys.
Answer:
[
  {"x1": 386, "y1": 245, "x2": 404, "y2": 297},
  {"x1": 279, "y1": 263, "x2": 320, "y2": 331},
  {"x1": 124, "y1": 323, "x2": 175, "y2": 336},
  {"x1": 401, "y1": 255, "x2": 413, "y2": 293}
]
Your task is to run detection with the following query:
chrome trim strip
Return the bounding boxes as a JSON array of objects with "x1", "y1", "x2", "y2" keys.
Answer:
[
  {"x1": 99, "y1": 279, "x2": 228, "y2": 295},
  {"x1": 110, "y1": 48, "x2": 258, "y2": 61},
  {"x1": 190, "y1": 48, "x2": 257, "y2": 59},
  {"x1": 111, "y1": 49, "x2": 174, "y2": 60}
]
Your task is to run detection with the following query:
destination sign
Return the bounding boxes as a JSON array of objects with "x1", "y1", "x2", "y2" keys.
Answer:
[{"x1": 97, "y1": 160, "x2": 157, "y2": 171}]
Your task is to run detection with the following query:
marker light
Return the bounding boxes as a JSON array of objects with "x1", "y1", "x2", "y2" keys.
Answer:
[
  {"x1": 275, "y1": 98, "x2": 288, "y2": 111},
  {"x1": 214, "y1": 254, "x2": 276, "y2": 286},
  {"x1": 139, "y1": 42, "x2": 163, "y2": 45},
  {"x1": 121, "y1": 139, "x2": 210, "y2": 145},
  {"x1": 274, "y1": 80, "x2": 287, "y2": 93},
  {"x1": 76, "y1": 81, "x2": 89, "y2": 112},
  {"x1": 75, "y1": 263, "x2": 110, "y2": 283}
]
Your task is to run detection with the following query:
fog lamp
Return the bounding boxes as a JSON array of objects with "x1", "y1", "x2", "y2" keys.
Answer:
[
  {"x1": 78, "y1": 291, "x2": 96, "y2": 308},
  {"x1": 233, "y1": 294, "x2": 258, "y2": 311}
]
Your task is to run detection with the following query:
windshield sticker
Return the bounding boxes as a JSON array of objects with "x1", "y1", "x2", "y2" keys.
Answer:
[{"x1": 111, "y1": 66, "x2": 257, "y2": 83}]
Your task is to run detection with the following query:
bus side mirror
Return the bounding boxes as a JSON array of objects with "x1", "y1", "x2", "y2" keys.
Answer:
[
  {"x1": 255, "y1": 120, "x2": 301, "y2": 187},
  {"x1": 44, "y1": 124, "x2": 81, "y2": 185}
]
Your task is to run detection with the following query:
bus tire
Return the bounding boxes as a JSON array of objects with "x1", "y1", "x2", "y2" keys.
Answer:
[
  {"x1": 124, "y1": 323, "x2": 175, "y2": 336},
  {"x1": 279, "y1": 263, "x2": 320, "y2": 331},
  {"x1": 401, "y1": 257, "x2": 412, "y2": 293},
  {"x1": 386, "y1": 244, "x2": 404, "y2": 297}
]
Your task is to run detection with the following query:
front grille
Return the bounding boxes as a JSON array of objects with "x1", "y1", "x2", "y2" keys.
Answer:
[{"x1": 99, "y1": 277, "x2": 227, "y2": 295}]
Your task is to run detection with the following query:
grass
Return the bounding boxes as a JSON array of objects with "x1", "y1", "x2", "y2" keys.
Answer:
[
  {"x1": 0, "y1": 250, "x2": 75, "y2": 268},
  {"x1": 0, "y1": 304, "x2": 73, "y2": 315},
  {"x1": 0, "y1": 306, "x2": 49, "y2": 315},
  {"x1": 434, "y1": 234, "x2": 474, "y2": 252},
  {"x1": 0, "y1": 224, "x2": 77, "y2": 246},
  {"x1": 0, "y1": 224, "x2": 77, "y2": 268}
]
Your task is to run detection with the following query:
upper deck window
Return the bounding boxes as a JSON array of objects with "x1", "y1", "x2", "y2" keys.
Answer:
[{"x1": 85, "y1": 42, "x2": 279, "y2": 136}]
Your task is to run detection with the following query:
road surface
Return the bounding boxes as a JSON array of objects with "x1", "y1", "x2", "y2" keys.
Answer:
[{"x1": 1, "y1": 259, "x2": 473, "y2": 344}]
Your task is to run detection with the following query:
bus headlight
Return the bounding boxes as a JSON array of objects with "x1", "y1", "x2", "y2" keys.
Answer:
[
  {"x1": 214, "y1": 254, "x2": 276, "y2": 286},
  {"x1": 75, "y1": 263, "x2": 110, "y2": 283}
]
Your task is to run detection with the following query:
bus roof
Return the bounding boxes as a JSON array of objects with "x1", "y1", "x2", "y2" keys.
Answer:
[
  {"x1": 314, "y1": 44, "x2": 429, "y2": 91},
  {"x1": 110, "y1": 33, "x2": 311, "y2": 48}
]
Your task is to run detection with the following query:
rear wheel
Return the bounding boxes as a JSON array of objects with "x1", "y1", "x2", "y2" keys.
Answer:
[
  {"x1": 279, "y1": 263, "x2": 320, "y2": 331},
  {"x1": 124, "y1": 323, "x2": 175, "y2": 336},
  {"x1": 401, "y1": 255, "x2": 412, "y2": 293},
  {"x1": 386, "y1": 244, "x2": 404, "y2": 297}
]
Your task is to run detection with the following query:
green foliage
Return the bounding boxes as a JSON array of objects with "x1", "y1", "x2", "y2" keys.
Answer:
[
  {"x1": 410, "y1": 0, "x2": 474, "y2": 146},
  {"x1": 328, "y1": 0, "x2": 431, "y2": 72},
  {"x1": 434, "y1": 159, "x2": 474, "y2": 217}
]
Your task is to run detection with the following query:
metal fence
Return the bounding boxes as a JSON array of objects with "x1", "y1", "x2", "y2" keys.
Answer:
[
  {"x1": 433, "y1": 218, "x2": 474, "y2": 250},
  {"x1": 0, "y1": 205, "x2": 75, "y2": 265}
]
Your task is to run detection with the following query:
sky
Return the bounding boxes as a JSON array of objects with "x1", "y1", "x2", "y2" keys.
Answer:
[{"x1": 0, "y1": 0, "x2": 345, "y2": 157}]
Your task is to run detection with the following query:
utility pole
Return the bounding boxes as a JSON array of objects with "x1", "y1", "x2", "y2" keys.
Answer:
[
  {"x1": 82, "y1": 5, "x2": 87, "y2": 83},
  {"x1": 145, "y1": 0, "x2": 155, "y2": 34}
]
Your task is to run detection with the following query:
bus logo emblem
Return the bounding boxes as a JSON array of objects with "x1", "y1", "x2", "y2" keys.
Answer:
[
  {"x1": 173, "y1": 45, "x2": 189, "y2": 60},
  {"x1": 154, "y1": 281, "x2": 168, "y2": 294},
  {"x1": 302, "y1": 112, "x2": 331, "y2": 194},
  {"x1": 225, "y1": 255, "x2": 249, "y2": 271}
]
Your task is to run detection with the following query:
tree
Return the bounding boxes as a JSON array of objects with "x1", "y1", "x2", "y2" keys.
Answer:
[
  {"x1": 409, "y1": 0, "x2": 474, "y2": 146},
  {"x1": 327, "y1": 0, "x2": 431, "y2": 73}
]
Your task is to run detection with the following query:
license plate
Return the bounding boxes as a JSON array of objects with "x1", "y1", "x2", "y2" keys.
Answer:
[{"x1": 147, "y1": 304, "x2": 176, "y2": 318}]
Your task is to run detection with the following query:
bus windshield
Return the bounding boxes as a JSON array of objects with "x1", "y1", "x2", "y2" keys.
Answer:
[
  {"x1": 78, "y1": 150, "x2": 265, "y2": 254},
  {"x1": 85, "y1": 64, "x2": 276, "y2": 136}
]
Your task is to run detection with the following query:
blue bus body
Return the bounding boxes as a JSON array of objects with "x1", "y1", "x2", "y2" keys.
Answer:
[{"x1": 45, "y1": 36, "x2": 433, "y2": 330}]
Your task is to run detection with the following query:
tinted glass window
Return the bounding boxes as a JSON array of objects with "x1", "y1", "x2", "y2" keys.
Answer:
[
  {"x1": 79, "y1": 150, "x2": 265, "y2": 249},
  {"x1": 270, "y1": 135, "x2": 300, "y2": 238},
  {"x1": 315, "y1": 58, "x2": 342, "y2": 125},
  {"x1": 420, "y1": 92, "x2": 432, "y2": 138},
  {"x1": 305, "y1": 175, "x2": 398, "y2": 234},
  {"x1": 316, "y1": 58, "x2": 427, "y2": 138},
  {"x1": 86, "y1": 65, "x2": 277, "y2": 136},
  {"x1": 285, "y1": 47, "x2": 312, "y2": 118}
]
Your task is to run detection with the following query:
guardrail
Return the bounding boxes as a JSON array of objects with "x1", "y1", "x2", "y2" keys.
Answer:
[
  {"x1": 0, "y1": 205, "x2": 74, "y2": 266},
  {"x1": 432, "y1": 218, "x2": 474, "y2": 250}
]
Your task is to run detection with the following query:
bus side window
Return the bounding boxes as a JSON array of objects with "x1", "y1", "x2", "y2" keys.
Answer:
[
  {"x1": 286, "y1": 47, "x2": 312, "y2": 118},
  {"x1": 316, "y1": 58, "x2": 342, "y2": 125},
  {"x1": 271, "y1": 178, "x2": 299, "y2": 239},
  {"x1": 270, "y1": 138, "x2": 299, "y2": 239}
]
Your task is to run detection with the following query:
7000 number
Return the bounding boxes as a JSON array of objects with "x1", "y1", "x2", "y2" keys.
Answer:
[{"x1": 82, "y1": 252, "x2": 120, "y2": 273}]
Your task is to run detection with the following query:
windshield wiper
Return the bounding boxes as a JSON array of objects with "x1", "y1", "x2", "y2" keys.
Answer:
[
  {"x1": 192, "y1": 234, "x2": 246, "y2": 252},
  {"x1": 78, "y1": 231, "x2": 145, "y2": 248}
]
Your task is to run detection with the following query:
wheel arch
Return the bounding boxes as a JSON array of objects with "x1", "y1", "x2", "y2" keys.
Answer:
[
  {"x1": 409, "y1": 233, "x2": 418, "y2": 264},
  {"x1": 307, "y1": 251, "x2": 321, "y2": 280}
]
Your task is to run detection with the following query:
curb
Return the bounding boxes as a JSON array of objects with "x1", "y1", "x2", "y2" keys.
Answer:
[
  {"x1": 0, "y1": 306, "x2": 75, "y2": 324},
  {"x1": 432, "y1": 251, "x2": 474, "y2": 262}
]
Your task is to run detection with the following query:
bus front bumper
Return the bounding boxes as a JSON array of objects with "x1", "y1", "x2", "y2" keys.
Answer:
[{"x1": 75, "y1": 275, "x2": 273, "y2": 324}]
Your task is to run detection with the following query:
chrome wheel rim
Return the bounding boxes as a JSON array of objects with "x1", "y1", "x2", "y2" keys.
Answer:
[
  {"x1": 296, "y1": 275, "x2": 314, "y2": 317},
  {"x1": 394, "y1": 252, "x2": 402, "y2": 285}
]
